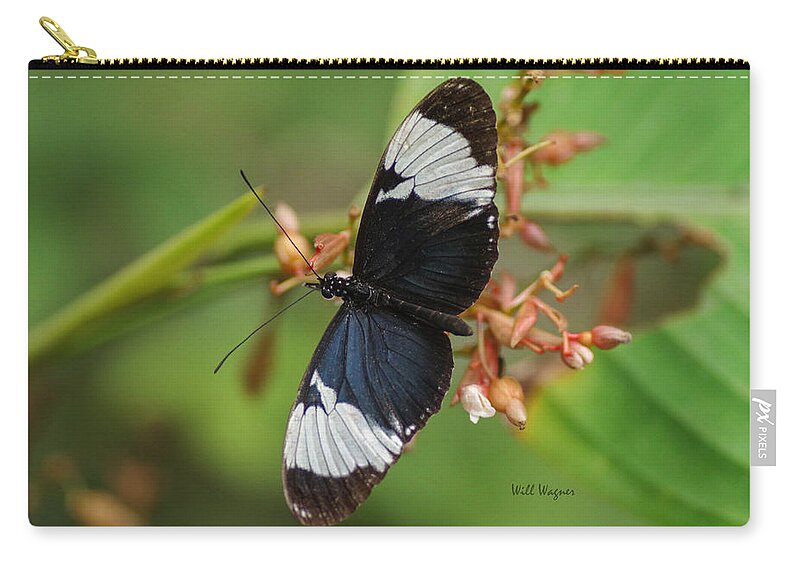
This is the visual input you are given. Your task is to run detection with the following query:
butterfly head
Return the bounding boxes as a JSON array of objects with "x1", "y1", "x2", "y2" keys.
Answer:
[{"x1": 318, "y1": 272, "x2": 348, "y2": 300}]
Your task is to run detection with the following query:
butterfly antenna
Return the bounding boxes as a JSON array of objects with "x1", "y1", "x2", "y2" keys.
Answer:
[
  {"x1": 239, "y1": 170, "x2": 321, "y2": 280},
  {"x1": 214, "y1": 288, "x2": 316, "y2": 374}
]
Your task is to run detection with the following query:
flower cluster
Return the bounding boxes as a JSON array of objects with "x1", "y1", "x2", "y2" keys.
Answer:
[
  {"x1": 497, "y1": 70, "x2": 606, "y2": 247},
  {"x1": 449, "y1": 70, "x2": 631, "y2": 430},
  {"x1": 452, "y1": 256, "x2": 631, "y2": 429},
  {"x1": 270, "y1": 202, "x2": 359, "y2": 295}
]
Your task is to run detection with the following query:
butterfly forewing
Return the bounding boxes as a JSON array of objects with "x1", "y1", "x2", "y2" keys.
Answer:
[
  {"x1": 282, "y1": 306, "x2": 452, "y2": 525},
  {"x1": 353, "y1": 77, "x2": 499, "y2": 314},
  {"x1": 282, "y1": 78, "x2": 498, "y2": 525}
]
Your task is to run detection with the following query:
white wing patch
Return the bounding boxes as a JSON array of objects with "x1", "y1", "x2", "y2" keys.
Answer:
[
  {"x1": 384, "y1": 178, "x2": 415, "y2": 201},
  {"x1": 310, "y1": 369, "x2": 337, "y2": 413},
  {"x1": 284, "y1": 370, "x2": 404, "y2": 478},
  {"x1": 377, "y1": 110, "x2": 494, "y2": 205}
]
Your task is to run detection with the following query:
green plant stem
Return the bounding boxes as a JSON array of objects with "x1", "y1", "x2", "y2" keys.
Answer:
[
  {"x1": 29, "y1": 191, "x2": 261, "y2": 365},
  {"x1": 170, "y1": 255, "x2": 282, "y2": 291},
  {"x1": 28, "y1": 203, "x2": 354, "y2": 366},
  {"x1": 41, "y1": 256, "x2": 284, "y2": 364}
]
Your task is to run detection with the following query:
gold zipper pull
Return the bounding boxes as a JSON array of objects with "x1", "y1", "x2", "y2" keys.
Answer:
[{"x1": 39, "y1": 16, "x2": 98, "y2": 64}]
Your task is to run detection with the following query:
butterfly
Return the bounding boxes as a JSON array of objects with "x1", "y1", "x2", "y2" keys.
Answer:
[{"x1": 282, "y1": 78, "x2": 499, "y2": 525}]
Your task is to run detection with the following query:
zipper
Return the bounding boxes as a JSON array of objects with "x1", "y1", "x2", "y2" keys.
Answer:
[
  {"x1": 31, "y1": 16, "x2": 749, "y2": 70},
  {"x1": 38, "y1": 16, "x2": 98, "y2": 65}
]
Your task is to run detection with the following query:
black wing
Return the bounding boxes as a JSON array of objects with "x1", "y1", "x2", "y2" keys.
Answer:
[
  {"x1": 352, "y1": 77, "x2": 499, "y2": 315},
  {"x1": 282, "y1": 305, "x2": 453, "y2": 525}
]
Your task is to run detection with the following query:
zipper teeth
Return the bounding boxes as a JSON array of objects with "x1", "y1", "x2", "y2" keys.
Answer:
[
  {"x1": 101, "y1": 57, "x2": 748, "y2": 68},
  {"x1": 30, "y1": 57, "x2": 749, "y2": 69}
]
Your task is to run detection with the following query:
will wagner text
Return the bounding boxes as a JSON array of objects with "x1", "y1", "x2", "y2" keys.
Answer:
[{"x1": 511, "y1": 483, "x2": 576, "y2": 500}]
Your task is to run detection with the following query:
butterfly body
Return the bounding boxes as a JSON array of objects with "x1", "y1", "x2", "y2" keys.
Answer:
[
  {"x1": 314, "y1": 272, "x2": 473, "y2": 336},
  {"x1": 282, "y1": 78, "x2": 499, "y2": 525}
]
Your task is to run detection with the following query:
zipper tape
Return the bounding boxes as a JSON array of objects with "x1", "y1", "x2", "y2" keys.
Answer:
[{"x1": 29, "y1": 57, "x2": 750, "y2": 70}]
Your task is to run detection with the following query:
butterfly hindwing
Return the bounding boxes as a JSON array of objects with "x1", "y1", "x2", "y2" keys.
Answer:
[
  {"x1": 353, "y1": 77, "x2": 499, "y2": 315},
  {"x1": 282, "y1": 305, "x2": 453, "y2": 525}
]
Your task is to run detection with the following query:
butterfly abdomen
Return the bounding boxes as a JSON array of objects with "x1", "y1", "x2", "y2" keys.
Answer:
[
  {"x1": 377, "y1": 294, "x2": 473, "y2": 336},
  {"x1": 336, "y1": 275, "x2": 473, "y2": 336}
]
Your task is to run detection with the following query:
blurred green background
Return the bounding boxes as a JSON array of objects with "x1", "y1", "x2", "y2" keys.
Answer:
[{"x1": 28, "y1": 69, "x2": 749, "y2": 525}]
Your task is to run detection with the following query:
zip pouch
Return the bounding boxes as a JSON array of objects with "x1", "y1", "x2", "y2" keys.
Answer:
[{"x1": 29, "y1": 17, "x2": 750, "y2": 526}]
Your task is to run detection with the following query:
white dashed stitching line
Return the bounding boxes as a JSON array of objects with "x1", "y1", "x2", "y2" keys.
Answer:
[{"x1": 29, "y1": 74, "x2": 750, "y2": 81}]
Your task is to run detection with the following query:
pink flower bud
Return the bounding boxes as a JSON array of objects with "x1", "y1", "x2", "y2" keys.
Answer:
[
  {"x1": 534, "y1": 131, "x2": 577, "y2": 166},
  {"x1": 571, "y1": 131, "x2": 606, "y2": 152},
  {"x1": 480, "y1": 308, "x2": 515, "y2": 347},
  {"x1": 503, "y1": 138, "x2": 525, "y2": 214},
  {"x1": 310, "y1": 230, "x2": 350, "y2": 272},
  {"x1": 272, "y1": 202, "x2": 313, "y2": 276},
  {"x1": 534, "y1": 130, "x2": 606, "y2": 166},
  {"x1": 451, "y1": 357, "x2": 481, "y2": 406},
  {"x1": 591, "y1": 325, "x2": 632, "y2": 350},
  {"x1": 510, "y1": 300, "x2": 538, "y2": 348},
  {"x1": 519, "y1": 218, "x2": 553, "y2": 251},
  {"x1": 561, "y1": 341, "x2": 594, "y2": 370},
  {"x1": 274, "y1": 232, "x2": 313, "y2": 277},
  {"x1": 494, "y1": 271, "x2": 517, "y2": 309}
]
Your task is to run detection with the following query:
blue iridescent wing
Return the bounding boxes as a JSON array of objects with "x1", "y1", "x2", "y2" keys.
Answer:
[{"x1": 282, "y1": 305, "x2": 452, "y2": 525}]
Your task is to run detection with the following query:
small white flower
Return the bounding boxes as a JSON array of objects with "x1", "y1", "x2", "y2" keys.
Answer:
[
  {"x1": 562, "y1": 341, "x2": 594, "y2": 370},
  {"x1": 460, "y1": 384, "x2": 496, "y2": 424}
]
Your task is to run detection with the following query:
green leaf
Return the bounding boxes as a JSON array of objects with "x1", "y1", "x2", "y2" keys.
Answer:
[
  {"x1": 524, "y1": 291, "x2": 749, "y2": 525},
  {"x1": 29, "y1": 190, "x2": 261, "y2": 364},
  {"x1": 512, "y1": 73, "x2": 749, "y2": 525},
  {"x1": 525, "y1": 191, "x2": 750, "y2": 525}
]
